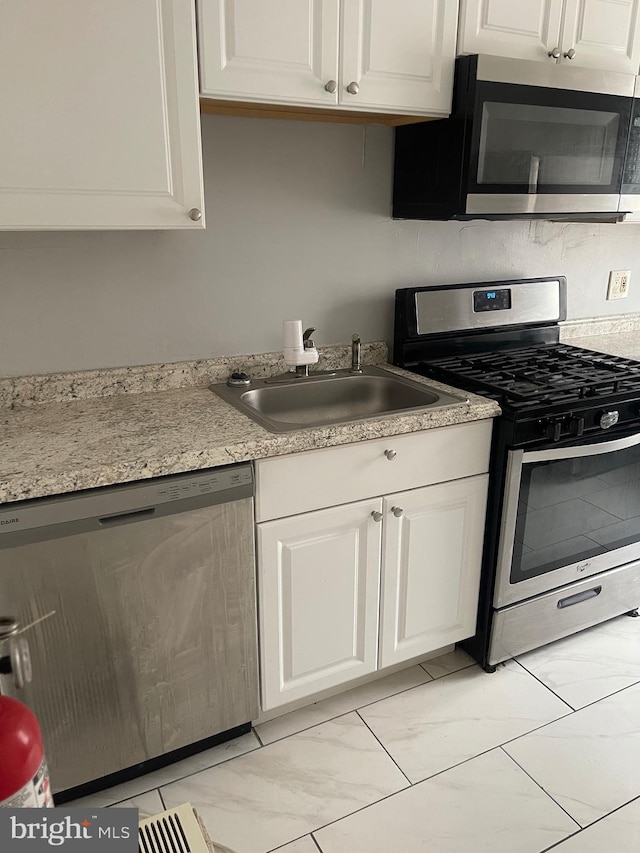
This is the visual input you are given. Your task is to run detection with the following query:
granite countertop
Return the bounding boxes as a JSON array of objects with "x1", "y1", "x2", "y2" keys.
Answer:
[
  {"x1": 569, "y1": 331, "x2": 640, "y2": 361},
  {"x1": 0, "y1": 363, "x2": 499, "y2": 505},
  {"x1": 4, "y1": 322, "x2": 639, "y2": 506}
]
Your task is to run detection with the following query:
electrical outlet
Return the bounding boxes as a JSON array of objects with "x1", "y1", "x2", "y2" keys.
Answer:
[{"x1": 607, "y1": 269, "x2": 631, "y2": 300}]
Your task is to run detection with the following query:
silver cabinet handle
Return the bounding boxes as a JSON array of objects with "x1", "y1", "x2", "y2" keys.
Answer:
[
  {"x1": 371, "y1": 510, "x2": 383, "y2": 522},
  {"x1": 346, "y1": 81, "x2": 359, "y2": 95},
  {"x1": 384, "y1": 449, "x2": 397, "y2": 460},
  {"x1": 563, "y1": 48, "x2": 576, "y2": 59},
  {"x1": 189, "y1": 208, "x2": 202, "y2": 221},
  {"x1": 391, "y1": 506, "x2": 404, "y2": 518},
  {"x1": 548, "y1": 47, "x2": 561, "y2": 59},
  {"x1": 324, "y1": 80, "x2": 337, "y2": 93}
]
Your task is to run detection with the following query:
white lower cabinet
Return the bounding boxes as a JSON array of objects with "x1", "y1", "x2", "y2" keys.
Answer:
[
  {"x1": 256, "y1": 423, "x2": 492, "y2": 711},
  {"x1": 378, "y1": 475, "x2": 488, "y2": 668},
  {"x1": 257, "y1": 498, "x2": 382, "y2": 711}
]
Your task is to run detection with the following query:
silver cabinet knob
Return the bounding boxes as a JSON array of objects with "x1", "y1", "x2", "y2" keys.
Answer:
[
  {"x1": 189, "y1": 208, "x2": 202, "y2": 221},
  {"x1": 391, "y1": 506, "x2": 404, "y2": 518},
  {"x1": 324, "y1": 80, "x2": 337, "y2": 93},
  {"x1": 548, "y1": 47, "x2": 561, "y2": 59},
  {"x1": 564, "y1": 48, "x2": 576, "y2": 60},
  {"x1": 346, "y1": 81, "x2": 359, "y2": 95},
  {"x1": 371, "y1": 510, "x2": 383, "y2": 522},
  {"x1": 384, "y1": 449, "x2": 397, "y2": 460}
]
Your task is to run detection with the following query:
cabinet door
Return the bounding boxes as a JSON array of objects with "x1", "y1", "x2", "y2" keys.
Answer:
[
  {"x1": 379, "y1": 475, "x2": 489, "y2": 668},
  {"x1": 0, "y1": 1, "x2": 204, "y2": 230},
  {"x1": 340, "y1": 0, "x2": 458, "y2": 115},
  {"x1": 458, "y1": 0, "x2": 565, "y2": 62},
  {"x1": 258, "y1": 499, "x2": 382, "y2": 710},
  {"x1": 198, "y1": 0, "x2": 341, "y2": 105},
  {"x1": 560, "y1": 0, "x2": 640, "y2": 73}
]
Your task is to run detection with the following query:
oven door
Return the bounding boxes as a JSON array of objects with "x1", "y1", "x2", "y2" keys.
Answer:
[
  {"x1": 464, "y1": 58, "x2": 633, "y2": 217},
  {"x1": 495, "y1": 430, "x2": 640, "y2": 608}
]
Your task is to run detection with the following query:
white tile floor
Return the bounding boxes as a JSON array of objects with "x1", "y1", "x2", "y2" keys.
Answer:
[{"x1": 71, "y1": 615, "x2": 640, "y2": 852}]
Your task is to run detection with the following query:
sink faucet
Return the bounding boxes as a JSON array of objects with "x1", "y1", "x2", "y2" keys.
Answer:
[
  {"x1": 283, "y1": 320, "x2": 319, "y2": 377},
  {"x1": 351, "y1": 333, "x2": 362, "y2": 373}
]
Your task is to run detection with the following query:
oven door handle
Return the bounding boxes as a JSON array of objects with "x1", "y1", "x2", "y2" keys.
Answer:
[{"x1": 523, "y1": 430, "x2": 640, "y2": 464}]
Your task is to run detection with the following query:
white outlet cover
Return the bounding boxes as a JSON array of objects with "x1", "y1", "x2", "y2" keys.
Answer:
[{"x1": 607, "y1": 269, "x2": 631, "y2": 300}]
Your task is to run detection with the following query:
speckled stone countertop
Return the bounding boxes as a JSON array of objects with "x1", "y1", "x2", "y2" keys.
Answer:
[
  {"x1": 568, "y1": 331, "x2": 640, "y2": 360},
  {"x1": 0, "y1": 357, "x2": 499, "y2": 505}
]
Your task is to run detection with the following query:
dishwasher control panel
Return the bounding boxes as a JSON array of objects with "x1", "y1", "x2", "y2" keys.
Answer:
[
  {"x1": 155, "y1": 467, "x2": 252, "y2": 502},
  {"x1": 0, "y1": 464, "x2": 254, "y2": 535}
]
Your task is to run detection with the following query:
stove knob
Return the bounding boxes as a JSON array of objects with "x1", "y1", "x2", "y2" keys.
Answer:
[
  {"x1": 598, "y1": 410, "x2": 619, "y2": 430},
  {"x1": 544, "y1": 420, "x2": 562, "y2": 442},
  {"x1": 570, "y1": 416, "x2": 585, "y2": 437}
]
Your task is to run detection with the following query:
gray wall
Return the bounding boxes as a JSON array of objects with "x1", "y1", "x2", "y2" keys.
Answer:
[{"x1": 1, "y1": 113, "x2": 640, "y2": 377}]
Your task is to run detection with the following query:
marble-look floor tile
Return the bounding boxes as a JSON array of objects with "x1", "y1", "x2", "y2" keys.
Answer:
[
  {"x1": 358, "y1": 659, "x2": 570, "y2": 782},
  {"x1": 420, "y1": 647, "x2": 476, "y2": 679},
  {"x1": 517, "y1": 615, "x2": 640, "y2": 709},
  {"x1": 271, "y1": 837, "x2": 320, "y2": 853},
  {"x1": 314, "y1": 748, "x2": 578, "y2": 853},
  {"x1": 504, "y1": 682, "x2": 640, "y2": 827},
  {"x1": 110, "y1": 789, "x2": 164, "y2": 817},
  {"x1": 161, "y1": 713, "x2": 408, "y2": 853},
  {"x1": 64, "y1": 731, "x2": 260, "y2": 807},
  {"x1": 550, "y1": 797, "x2": 640, "y2": 851},
  {"x1": 256, "y1": 665, "x2": 431, "y2": 745}
]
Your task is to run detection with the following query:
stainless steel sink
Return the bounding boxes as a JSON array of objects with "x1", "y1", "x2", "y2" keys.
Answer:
[{"x1": 210, "y1": 366, "x2": 468, "y2": 433}]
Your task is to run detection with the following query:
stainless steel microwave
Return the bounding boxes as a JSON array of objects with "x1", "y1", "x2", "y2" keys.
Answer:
[{"x1": 393, "y1": 54, "x2": 637, "y2": 222}]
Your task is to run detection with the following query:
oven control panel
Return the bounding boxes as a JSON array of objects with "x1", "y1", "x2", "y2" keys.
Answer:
[
  {"x1": 473, "y1": 288, "x2": 512, "y2": 312},
  {"x1": 530, "y1": 404, "x2": 634, "y2": 446}
]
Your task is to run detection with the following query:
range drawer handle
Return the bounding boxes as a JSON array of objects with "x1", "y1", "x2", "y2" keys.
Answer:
[{"x1": 557, "y1": 586, "x2": 602, "y2": 609}]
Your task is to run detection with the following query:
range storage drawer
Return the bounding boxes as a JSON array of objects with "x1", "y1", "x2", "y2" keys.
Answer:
[
  {"x1": 489, "y1": 561, "x2": 640, "y2": 665},
  {"x1": 255, "y1": 419, "x2": 492, "y2": 521}
]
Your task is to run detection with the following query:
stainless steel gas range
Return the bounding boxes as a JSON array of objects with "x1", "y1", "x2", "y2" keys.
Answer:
[{"x1": 394, "y1": 276, "x2": 640, "y2": 671}]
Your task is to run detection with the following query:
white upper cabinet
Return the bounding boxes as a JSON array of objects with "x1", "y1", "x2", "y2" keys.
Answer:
[
  {"x1": 0, "y1": 1, "x2": 204, "y2": 230},
  {"x1": 458, "y1": 0, "x2": 640, "y2": 74},
  {"x1": 458, "y1": 0, "x2": 564, "y2": 63},
  {"x1": 198, "y1": 0, "x2": 341, "y2": 105},
  {"x1": 340, "y1": 0, "x2": 459, "y2": 114},
  {"x1": 198, "y1": 0, "x2": 459, "y2": 116},
  {"x1": 561, "y1": 0, "x2": 640, "y2": 74}
]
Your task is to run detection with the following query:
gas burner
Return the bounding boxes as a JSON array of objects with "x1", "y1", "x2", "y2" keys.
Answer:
[{"x1": 424, "y1": 344, "x2": 640, "y2": 409}]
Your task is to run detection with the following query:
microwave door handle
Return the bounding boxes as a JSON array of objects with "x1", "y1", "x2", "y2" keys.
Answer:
[
  {"x1": 528, "y1": 155, "x2": 540, "y2": 194},
  {"x1": 525, "y1": 155, "x2": 540, "y2": 213}
]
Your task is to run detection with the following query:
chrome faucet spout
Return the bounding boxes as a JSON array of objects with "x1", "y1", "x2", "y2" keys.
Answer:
[{"x1": 351, "y1": 333, "x2": 362, "y2": 373}]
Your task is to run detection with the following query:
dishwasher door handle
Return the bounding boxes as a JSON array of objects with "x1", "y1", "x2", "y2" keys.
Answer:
[{"x1": 98, "y1": 507, "x2": 156, "y2": 527}]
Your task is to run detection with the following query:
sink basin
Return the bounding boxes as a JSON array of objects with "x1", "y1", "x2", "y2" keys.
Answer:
[{"x1": 211, "y1": 366, "x2": 467, "y2": 433}]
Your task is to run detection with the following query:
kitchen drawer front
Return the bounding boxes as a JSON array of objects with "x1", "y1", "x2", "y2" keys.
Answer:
[
  {"x1": 255, "y1": 419, "x2": 492, "y2": 521},
  {"x1": 489, "y1": 561, "x2": 640, "y2": 665}
]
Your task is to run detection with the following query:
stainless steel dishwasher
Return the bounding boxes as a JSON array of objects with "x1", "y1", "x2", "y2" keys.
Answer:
[{"x1": 0, "y1": 464, "x2": 258, "y2": 801}]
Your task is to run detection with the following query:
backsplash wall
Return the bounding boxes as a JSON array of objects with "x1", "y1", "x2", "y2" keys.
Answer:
[{"x1": 2, "y1": 113, "x2": 640, "y2": 378}]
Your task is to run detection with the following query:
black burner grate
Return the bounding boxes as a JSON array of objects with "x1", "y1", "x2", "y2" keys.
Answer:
[{"x1": 424, "y1": 345, "x2": 640, "y2": 407}]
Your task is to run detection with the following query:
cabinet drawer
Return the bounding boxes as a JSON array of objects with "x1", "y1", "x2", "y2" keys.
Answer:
[{"x1": 256, "y1": 419, "x2": 492, "y2": 521}]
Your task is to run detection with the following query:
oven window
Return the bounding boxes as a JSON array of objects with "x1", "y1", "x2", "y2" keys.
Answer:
[
  {"x1": 478, "y1": 102, "x2": 619, "y2": 187},
  {"x1": 511, "y1": 442, "x2": 640, "y2": 584}
]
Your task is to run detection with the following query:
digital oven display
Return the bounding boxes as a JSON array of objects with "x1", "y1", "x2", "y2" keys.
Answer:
[{"x1": 473, "y1": 288, "x2": 512, "y2": 312}]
